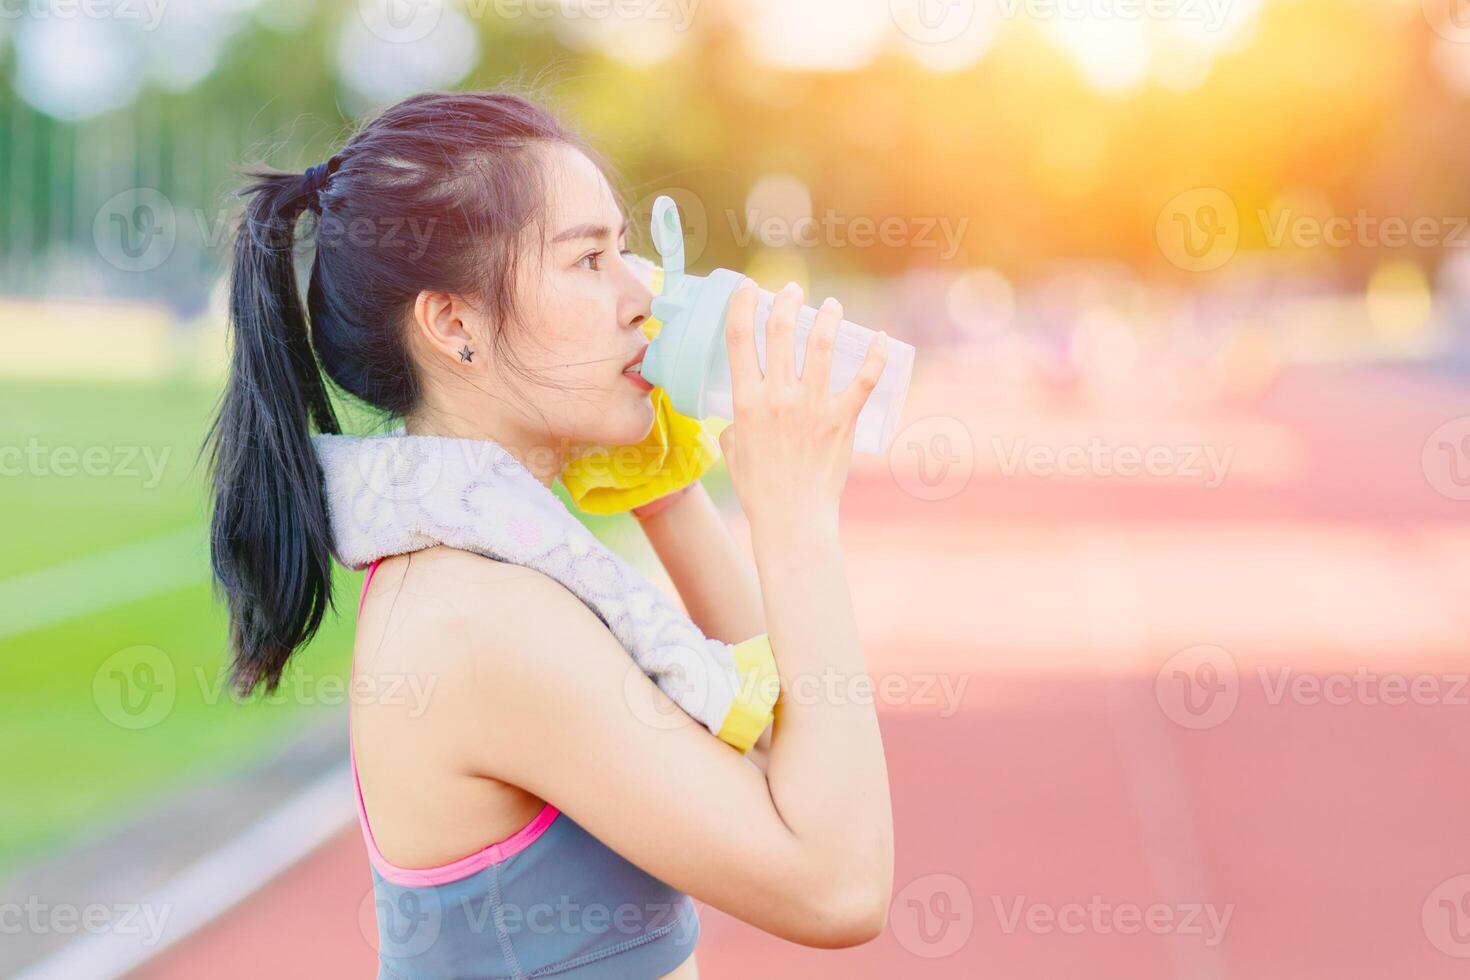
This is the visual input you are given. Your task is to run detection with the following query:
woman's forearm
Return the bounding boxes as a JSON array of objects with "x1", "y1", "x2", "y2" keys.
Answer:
[
  {"x1": 751, "y1": 519, "x2": 895, "y2": 910},
  {"x1": 635, "y1": 480, "x2": 766, "y2": 645}
]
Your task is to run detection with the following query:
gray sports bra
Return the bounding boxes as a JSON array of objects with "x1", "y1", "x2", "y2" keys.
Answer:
[{"x1": 354, "y1": 559, "x2": 700, "y2": 978}]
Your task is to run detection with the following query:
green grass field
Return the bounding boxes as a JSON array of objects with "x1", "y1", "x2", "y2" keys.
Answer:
[
  {"x1": 0, "y1": 379, "x2": 362, "y2": 871},
  {"x1": 0, "y1": 375, "x2": 728, "y2": 874}
]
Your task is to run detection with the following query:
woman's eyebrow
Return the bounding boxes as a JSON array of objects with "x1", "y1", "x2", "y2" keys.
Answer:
[{"x1": 552, "y1": 217, "x2": 630, "y2": 244}]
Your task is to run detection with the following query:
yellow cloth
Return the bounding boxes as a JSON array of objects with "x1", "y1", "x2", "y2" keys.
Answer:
[
  {"x1": 560, "y1": 263, "x2": 722, "y2": 515},
  {"x1": 715, "y1": 633, "x2": 781, "y2": 753}
]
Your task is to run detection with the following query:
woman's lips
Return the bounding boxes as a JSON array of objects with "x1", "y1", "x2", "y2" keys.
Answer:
[
  {"x1": 623, "y1": 347, "x2": 653, "y2": 392},
  {"x1": 624, "y1": 368, "x2": 654, "y2": 393}
]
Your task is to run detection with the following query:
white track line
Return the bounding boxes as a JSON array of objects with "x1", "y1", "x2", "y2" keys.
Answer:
[
  {"x1": 13, "y1": 763, "x2": 355, "y2": 980},
  {"x1": 1072, "y1": 531, "x2": 1228, "y2": 980},
  {"x1": 0, "y1": 528, "x2": 206, "y2": 642}
]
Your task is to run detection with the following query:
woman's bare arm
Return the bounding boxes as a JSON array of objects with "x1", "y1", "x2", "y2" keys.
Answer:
[
  {"x1": 633, "y1": 479, "x2": 774, "y2": 768},
  {"x1": 633, "y1": 480, "x2": 764, "y2": 646},
  {"x1": 413, "y1": 549, "x2": 887, "y2": 947}
]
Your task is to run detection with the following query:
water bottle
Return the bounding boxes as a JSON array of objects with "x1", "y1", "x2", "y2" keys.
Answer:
[{"x1": 634, "y1": 196, "x2": 916, "y2": 456}]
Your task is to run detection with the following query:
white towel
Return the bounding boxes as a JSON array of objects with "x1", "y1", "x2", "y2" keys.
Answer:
[{"x1": 312, "y1": 430, "x2": 747, "y2": 740}]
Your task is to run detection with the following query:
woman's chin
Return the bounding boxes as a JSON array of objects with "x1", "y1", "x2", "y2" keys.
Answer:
[{"x1": 605, "y1": 397, "x2": 656, "y2": 446}]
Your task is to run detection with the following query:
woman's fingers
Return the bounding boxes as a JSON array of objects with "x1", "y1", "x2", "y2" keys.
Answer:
[
  {"x1": 725, "y1": 279, "x2": 762, "y2": 405},
  {"x1": 764, "y1": 282, "x2": 802, "y2": 385},
  {"x1": 837, "y1": 330, "x2": 888, "y2": 422},
  {"x1": 801, "y1": 297, "x2": 842, "y2": 396}
]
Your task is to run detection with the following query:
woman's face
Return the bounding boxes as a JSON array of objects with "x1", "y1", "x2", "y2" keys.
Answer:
[{"x1": 491, "y1": 143, "x2": 658, "y2": 451}]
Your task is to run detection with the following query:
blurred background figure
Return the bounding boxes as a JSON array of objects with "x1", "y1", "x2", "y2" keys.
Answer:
[{"x1": 2, "y1": 1, "x2": 1468, "y2": 977}]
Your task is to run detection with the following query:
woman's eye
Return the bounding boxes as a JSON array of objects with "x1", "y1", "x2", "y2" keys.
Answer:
[{"x1": 579, "y1": 250, "x2": 604, "y2": 271}]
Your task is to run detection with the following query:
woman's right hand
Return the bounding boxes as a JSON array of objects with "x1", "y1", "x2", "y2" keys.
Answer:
[{"x1": 717, "y1": 280, "x2": 888, "y2": 543}]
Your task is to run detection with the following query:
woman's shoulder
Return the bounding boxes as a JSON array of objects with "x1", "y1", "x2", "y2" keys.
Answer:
[{"x1": 362, "y1": 545, "x2": 600, "y2": 667}]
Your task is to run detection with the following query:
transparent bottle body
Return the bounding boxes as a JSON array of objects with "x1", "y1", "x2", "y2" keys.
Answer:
[{"x1": 702, "y1": 289, "x2": 915, "y2": 455}]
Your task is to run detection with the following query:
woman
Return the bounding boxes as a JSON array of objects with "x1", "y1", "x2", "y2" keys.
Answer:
[{"x1": 207, "y1": 90, "x2": 894, "y2": 978}]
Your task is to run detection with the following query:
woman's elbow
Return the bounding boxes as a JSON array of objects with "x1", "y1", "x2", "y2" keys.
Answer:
[{"x1": 799, "y1": 876, "x2": 891, "y2": 948}]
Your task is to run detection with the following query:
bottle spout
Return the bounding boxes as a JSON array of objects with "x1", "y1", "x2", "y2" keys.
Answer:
[{"x1": 649, "y1": 195, "x2": 685, "y2": 297}]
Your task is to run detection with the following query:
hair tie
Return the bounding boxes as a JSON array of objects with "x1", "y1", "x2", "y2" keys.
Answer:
[{"x1": 303, "y1": 156, "x2": 341, "y2": 214}]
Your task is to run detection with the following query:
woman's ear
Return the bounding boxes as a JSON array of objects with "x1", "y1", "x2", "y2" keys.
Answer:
[{"x1": 411, "y1": 290, "x2": 482, "y2": 366}]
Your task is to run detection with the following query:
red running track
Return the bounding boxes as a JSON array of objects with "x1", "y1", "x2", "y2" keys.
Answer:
[{"x1": 137, "y1": 363, "x2": 1470, "y2": 979}]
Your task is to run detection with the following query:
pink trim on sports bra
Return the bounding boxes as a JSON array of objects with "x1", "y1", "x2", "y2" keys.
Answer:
[{"x1": 351, "y1": 557, "x2": 560, "y2": 888}]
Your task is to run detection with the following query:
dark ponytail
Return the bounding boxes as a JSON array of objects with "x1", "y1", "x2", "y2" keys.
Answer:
[
  {"x1": 206, "y1": 167, "x2": 342, "y2": 696},
  {"x1": 206, "y1": 90, "x2": 584, "y2": 696}
]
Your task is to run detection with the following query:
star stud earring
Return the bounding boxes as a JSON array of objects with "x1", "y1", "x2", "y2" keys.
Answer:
[{"x1": 458, "y1": 344, "x2": 474, "y2": 363}]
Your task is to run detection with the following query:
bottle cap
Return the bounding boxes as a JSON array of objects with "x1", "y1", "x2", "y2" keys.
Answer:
[{"x1": 639, "y1": 196, "x2": 745, "y2": 419}]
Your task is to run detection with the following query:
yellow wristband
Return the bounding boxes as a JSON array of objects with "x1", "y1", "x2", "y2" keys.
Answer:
[{"x1": 715, "y1": 633, "x2": 780, "y2": 753}]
